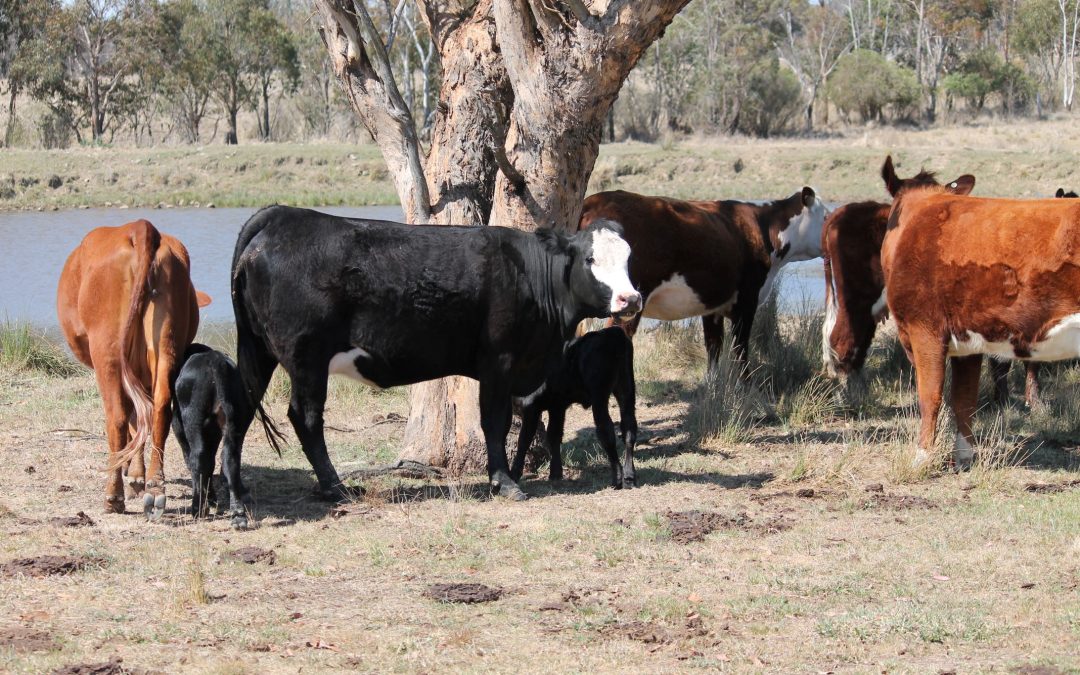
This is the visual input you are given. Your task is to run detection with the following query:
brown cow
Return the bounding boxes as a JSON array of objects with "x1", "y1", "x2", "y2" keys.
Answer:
[
  {"x1": 579, "y1": 188, "x2": 828, "y2": 368},
  {"x1": 822, "y1": 157, "x2": 1045, "y2": 408},
  {"x1": 57, "y1": 220, "x2": 209, "y2": 518},
  {"x1": 881, "y1": 185, "x2": 1080, "y2": 468}
]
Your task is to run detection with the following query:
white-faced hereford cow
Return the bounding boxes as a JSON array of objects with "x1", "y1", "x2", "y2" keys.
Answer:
[
  {"x1": 578, "y1": 188, "x2": 828, "y2": 368},
  {"x1": 231, "y1": 206, "x2": 641, "y2": 501},
  {"x1": 57, "y1": 220, "x2": 210, "y2": 518},
  {"x1": 882, "y1": 183, "x2": 1080, "y2": 468}
]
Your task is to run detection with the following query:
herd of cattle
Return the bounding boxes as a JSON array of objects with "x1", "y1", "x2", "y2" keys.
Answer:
[{"x1": 52, "y1": 155, "x2": 1080, "y2": 526}]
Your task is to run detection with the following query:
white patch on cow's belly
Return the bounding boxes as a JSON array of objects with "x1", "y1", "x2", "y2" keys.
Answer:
[
  {"x1": 642, "y1": 274, "x2": 736, "y2": 321},
  {"x1": 948, "y1": 314, "x2": 1080, "y2": 361},
  {"x1": 329, "y1": 348, "x2": 383, "y2": 390}
]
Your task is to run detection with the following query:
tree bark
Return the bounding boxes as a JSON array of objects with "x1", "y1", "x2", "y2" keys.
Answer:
[{"x1": 490, "y1": 0, "x2": 691, "y2": 231}]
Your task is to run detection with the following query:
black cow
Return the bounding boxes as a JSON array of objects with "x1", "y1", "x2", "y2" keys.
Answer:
[
  {"x1": 510, "y1": 326, "x2": 637, "y2": 489},
  {"x1": 231, "y1": 206, "x2": 642, "y2": 501},
  {"x1": 170, "y1": 343, "x2": 252, "y2": 527}
]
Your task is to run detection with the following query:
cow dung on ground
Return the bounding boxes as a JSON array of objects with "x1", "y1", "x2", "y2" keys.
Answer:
[
  {"x1": 229, "y1": 546, "x2": 276, "y2": 565},
  {"x1": 48, "y1": 512, "x2": 95, "y2": 528},
  {"x1": 0, "y1": 626, "x2": 58, "y2": 653},
  {"x1": 423, "y1": 583, "x2": 503, "y2": 604},
  {"x1": 1024, "y1": 480, "x2": 1080, "y2": 494},
  {"x1": 0, "y1": 555, "x2": 105, "y2": 578},
  {"x1": 665, "y1": 510, "x2": 791, "y2": 544},
  {"x1": 51, "y1": 656, "x2": 151, "y2": 675}
]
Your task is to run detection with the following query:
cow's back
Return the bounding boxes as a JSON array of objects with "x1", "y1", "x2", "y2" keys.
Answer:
[{"x1": 885, "y1": 193, "x2": 1080, "y2": 344}]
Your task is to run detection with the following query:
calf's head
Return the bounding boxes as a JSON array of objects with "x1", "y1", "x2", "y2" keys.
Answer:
[{"x1": 559, "y1": 219, "x2": 641, "y2": 320}]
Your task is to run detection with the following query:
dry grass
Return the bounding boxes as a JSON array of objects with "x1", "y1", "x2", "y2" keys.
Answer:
[
  {"x1": 0, "y1": 316, "x2": 1077, "y2": 673},
  {"x1": 4, "y1": 117, "x2": 1080, "y2": 213}
]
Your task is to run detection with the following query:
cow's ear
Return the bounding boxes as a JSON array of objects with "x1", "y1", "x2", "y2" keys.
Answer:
[
  {"x1": 945, "y1": 175, "x2": 975, "y2": 196},
  {"x1": 1057, "y1": 188, "x2": 1066, "y2": 198},
  {"x1": 881, "y1": 155, "x2": 901, "y2": 197},
  {"x1": 196, "y1": 290, "x2": 212, "y2": 307},
  {"x1": 801, "y1": 186, "x2": 816, "y2": 207}
]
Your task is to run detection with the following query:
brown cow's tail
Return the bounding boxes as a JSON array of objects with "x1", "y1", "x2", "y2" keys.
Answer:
[{"x1": 111, "y1": 221, "x2": 161, "y2": 471}]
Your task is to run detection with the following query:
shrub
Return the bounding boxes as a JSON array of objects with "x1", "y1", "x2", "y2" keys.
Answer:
[{"x1": 828, "y1": 49, "x2": 920, "y2": 122}]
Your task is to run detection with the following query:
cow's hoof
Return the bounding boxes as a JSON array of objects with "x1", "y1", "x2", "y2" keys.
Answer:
[
  {"x1": 315, "y1": 483, "x2": 362, "y2": 502},
  {"x1": 622, "y1": 476, "x2": 637, "y2": 489},
  {"x1": 911, "y1": 447, "x2": 934, "y2": 469},
  {"x1": 230, "y1": 513, "x2": 250, "y2": 530},
  {"x1": 103, "y1": 496, "x2": 125, "y2": 514},
  {"x1": 143, "y1": 493, "x2": 166, "y2": 522},
  {"x1": 125, "y1": 478, "x2": 145, "y2": 499},
  {"x1": 491, "y1": 473, "x2": 527, "y2": 501},
  {"x1": 951, "y1": 453, "x2": 974, "y2": 473}
]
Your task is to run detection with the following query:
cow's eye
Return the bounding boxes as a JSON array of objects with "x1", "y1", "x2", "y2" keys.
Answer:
[{"x1": 585, "y1": 256, "x2": 595, "y2": 265}]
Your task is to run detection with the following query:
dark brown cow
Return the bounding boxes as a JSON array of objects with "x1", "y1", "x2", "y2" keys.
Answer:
[
  {"x1": 882, "y1": 185, "x2": 1080, "y2": 468},
  {"x1": 57, "y1": 220, "x2": 209, "y2": 518},
  {"x1": 579, "y1": 188, "x2": 828, "y2": 367}
]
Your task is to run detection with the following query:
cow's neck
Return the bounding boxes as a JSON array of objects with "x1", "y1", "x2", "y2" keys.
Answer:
[{"x1": 522, "y1": 241, "x2": 580, "y2": 335}]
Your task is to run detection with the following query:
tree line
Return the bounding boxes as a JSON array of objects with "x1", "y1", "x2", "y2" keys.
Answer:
[{"x1": 1, "y1": 0, "x2": 1078, "y2": 148}]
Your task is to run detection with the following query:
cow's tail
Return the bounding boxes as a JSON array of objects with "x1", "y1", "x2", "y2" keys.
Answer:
[
  {"x1": 110, "y1": 221, "x2": 161, "y2": 471},
  {"x1": 232, "y1": 207, "x2": 286, "y2": 455}
]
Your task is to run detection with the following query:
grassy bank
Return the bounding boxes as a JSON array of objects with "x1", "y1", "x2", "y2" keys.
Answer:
[
  {"x1": 2, "y1": 117, "x2": 1079, "y2": 212},
  {"x1": 0, "y1": 309, "x2": 1077, "y2": 672}
]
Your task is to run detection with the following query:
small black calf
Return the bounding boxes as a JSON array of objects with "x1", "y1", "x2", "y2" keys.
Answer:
[
  {"x1": 510, "y1": 327, "x2": 638, "y2": 489},
  {"x1": 171, "y1": 343, "x2": 251, "y2": 527}
]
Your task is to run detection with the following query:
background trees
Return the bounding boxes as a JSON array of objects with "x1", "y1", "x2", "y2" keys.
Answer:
[{"x1": 2, "y1": 0, "x2": 1080, "y2": 146}]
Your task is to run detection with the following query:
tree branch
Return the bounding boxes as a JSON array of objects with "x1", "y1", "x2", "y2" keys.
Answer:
[{"x1": 563, "y1": 0, "x2": 598, "y2": 28}]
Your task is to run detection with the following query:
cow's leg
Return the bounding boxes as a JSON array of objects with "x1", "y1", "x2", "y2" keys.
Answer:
[
  {"x1": 1024, "y1": 362, "x2": 1041, "y2": 409},
  {"x1": 143, "y1": 369, "x2": 173, "y2": 521},
  {"x1": 220, "y1": 421, "x2": 250, "y2": 529},
  {"x1": 988, "y1": 358, "x2": 1010, "y2": 407},
  {"x1": 951, "y1": 354, "x2": 982, "y2": 471},
  {"x1": 285, "y1": 369, "x2": 345, "y2": 500},
  {"x1": 545, "y1": 408, "x2": 567, "y2": 482},
  {"x1": 701, "y1": 313, "x2": 725, "y2": 372},
  {"x1": 92, "y1": 356, "x2": 129, "y2": 513},
  {"x1": 731, "y1": 302, "x2": 757, "y2": 376},
  {"x1": 614, "y1": 370, "x2": 638, "y2": 489},
  {"x1": 478, "y1": 377, "x2": 525, "y2": 501},
  {"x1": 909, "y1": 330, "x2": 947, "y2": 466},
  {"x1": 591, "y1": 401, "x2": 623, "y2": 489},
  {"x1": 510, "y1": 404, "x2": 542, "y2": 482}
]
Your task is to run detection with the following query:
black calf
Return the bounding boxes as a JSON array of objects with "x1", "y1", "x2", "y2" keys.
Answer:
[
  {"x1": 170, "y1": 343, "x2": 251, "y2": 527},
  {"x1": 510, "y1": 327, "x2": 638, "y2": 489}
]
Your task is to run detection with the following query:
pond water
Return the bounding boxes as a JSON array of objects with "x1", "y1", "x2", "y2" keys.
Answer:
[{"x1": 0, "y1": 206, "x2": 824, "y2": 328}]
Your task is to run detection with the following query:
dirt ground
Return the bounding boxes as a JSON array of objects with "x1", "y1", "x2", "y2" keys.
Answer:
[{"x1": 0, "y1": 321, "x2": 1078, "y2": 674}]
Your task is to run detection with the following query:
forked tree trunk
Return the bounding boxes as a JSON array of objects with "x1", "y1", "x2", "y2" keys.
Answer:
[{"x1": 312, "y1": 0, "x2": 688, "y2": 475}]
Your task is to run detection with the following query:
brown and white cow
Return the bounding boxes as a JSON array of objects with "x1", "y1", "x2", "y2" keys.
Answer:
[
  {"x1": 57, "y1": 220, "x2": 209, "y2": 518},
  {"x1": 881, "y1": 185, "x2": 1080, "y2": 468},
  {"x1": 822, "y1": 157, "x2": 1051, "y2": 408},
  {"x1": 579, "y1": 188, "x2": 828, "y2": 368}
]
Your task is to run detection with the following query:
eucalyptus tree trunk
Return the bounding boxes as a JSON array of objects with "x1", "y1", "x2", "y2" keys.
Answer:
[{"x1": 312, "y1": 0, "x2": 688, "y2": 475}]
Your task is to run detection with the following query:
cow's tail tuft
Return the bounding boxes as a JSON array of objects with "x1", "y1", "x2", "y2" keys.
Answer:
[
  {"x1": 110, "y1": 221, "x2": 161, "y2": 472},
  {"x1": 232, "y1": 207, "x2": 287, "y2": 456}
]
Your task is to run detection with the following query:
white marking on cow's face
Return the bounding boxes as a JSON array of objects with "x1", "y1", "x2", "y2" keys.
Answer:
[
  {"x1": 329, "y1": 348, "x2": 384, "y2": 390},
  {"x1": 871, "y1": 288, "x2": 889, "y2": 321},
  {"x1": 589, "y1": 229, "x2": 639, "y2": 315},
  {"x1": 948, "y1": 314, "x2": 1080, "y2": 361},
  {"x1": 775, "y1": 193, "x2": 829, "y2": 265}
]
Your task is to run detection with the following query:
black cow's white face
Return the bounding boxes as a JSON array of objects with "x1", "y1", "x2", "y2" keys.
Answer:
[{"x1": 569, "y1": 222, "x2": 642, "y2": 319}]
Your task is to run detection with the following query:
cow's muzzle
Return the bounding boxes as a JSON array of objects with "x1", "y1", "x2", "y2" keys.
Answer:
[{"x1": 611, "y1": 291, "x2": 642, "y2": 320}]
